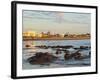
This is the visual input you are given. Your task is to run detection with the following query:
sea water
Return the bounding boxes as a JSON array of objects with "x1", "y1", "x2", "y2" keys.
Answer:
[{"x1": 22, "y1": 40, "x2": 91, "y2": 69}]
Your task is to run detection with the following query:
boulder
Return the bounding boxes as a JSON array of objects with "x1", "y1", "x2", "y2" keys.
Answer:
[
  {"x1": 25, "y1": 44, "x2": 31, "y2": 48},
  {"x1": 80, "y1": 46, "x2": 89, "y2": 50},
  {"x1": 64, "y1": 50, "x2": 71, "y2": 60},
  {"x1": 64, "y1": 53, "x2": 71, "y2": 60},
  {"x1": 89, "y1": 51, "x2": 91, "y2": 57},
  {"x1": 27, "y1": 52, "x2": 58, "y2": 64},
  {"x1": 74, "y1": 53, "x2": 83, "y2": 60},
  {"x1": 55, "y1": 49, "x2": 61, "y2": 54},
  {"x1": 70, "y1": 50, "x2": 83, "y2": 60}
]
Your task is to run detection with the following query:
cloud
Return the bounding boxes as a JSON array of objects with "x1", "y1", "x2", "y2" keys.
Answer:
[{"x1": 23, "y1": 10, "x2": 90, "y2": 24}]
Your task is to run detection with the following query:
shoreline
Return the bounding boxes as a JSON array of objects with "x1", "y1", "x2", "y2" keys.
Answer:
[{"x1": 23, "y1": 37, "x2": 90, "y2": 41}]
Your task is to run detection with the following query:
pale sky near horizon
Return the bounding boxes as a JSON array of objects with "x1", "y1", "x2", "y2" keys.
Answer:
[{"x1": 23, "y1": 10, "x2": 91, "y2": 34}]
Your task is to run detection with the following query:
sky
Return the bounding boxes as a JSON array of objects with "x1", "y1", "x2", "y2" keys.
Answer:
[{"x1": 23, "y1": 10, "x2": 91, "y2": 34}]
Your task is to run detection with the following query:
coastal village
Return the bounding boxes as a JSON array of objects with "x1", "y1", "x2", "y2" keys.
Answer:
[{"x1": 23, "y1": 31, "x2": 90, "y2": 40}]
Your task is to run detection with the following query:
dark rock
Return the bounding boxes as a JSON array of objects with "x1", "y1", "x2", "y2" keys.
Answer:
[
  {"x1": 74, "y1": 46, "x2": 90, "y2": 50},
  {"x1": 82, "y1": 63, "x2": 90, "y2": 66},
  {"x1": 64, "y1": 49, "x2": 89, "y2": 60},
  {"x1": 71, "y1": 50, "x2": 83, "y2": 60},
  {"x1": 55, "y1": 49, "x2": 61, "y2": 54},
  {"x1": 64, "y1": 53, "x2": 71, "y2": 60},
  {"x1": 64, "y1": 45, "x2": 73, "y2": 49},
  {"x1": 80, "y1": 46, "x2": 89, "y2": 50},
  {"x1": 35, "y1": 45, "x2": 73, "y2": 49},
  {"x1": 25, "y1": 44, "x2": 31, "y2": 48},
  {"x1": 64, "y1": 50, "x2": 70, "y2": 53},
  {"x1": 73, "y1": 47, "x2": 80, "y2": 50},
  {"x1": 35, "y1": 45, "x2": 49, "y2": 49},
  {"x1": 27, "y1": 52, "x2": 58, "y2": 64},
  {"x1": 55, "y1": 45, "x2": 73, "y2": 49},
  {"x1": 64, "y1": 50, "x2": 71, "y2": 60},
  {"x1": 74, "y1": 54, "x2": 83, "y2": 60},
  {"x1": 89, "y1": 51, "x2": 91, "y2": 57}
]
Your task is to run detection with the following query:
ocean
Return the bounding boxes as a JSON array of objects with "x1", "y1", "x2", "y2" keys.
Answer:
[{"x1": 22, "y1": 39, "x2": 91, "y2": 69}]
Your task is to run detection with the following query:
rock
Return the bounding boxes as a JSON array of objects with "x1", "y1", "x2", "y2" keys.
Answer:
[
  {"x1": 27, "y1": 56, "x2": 37, "y2": 64},
  {"x1": 35, "y1": 45, "x2": 49, "y2": 49},
  {"x1": 64, "y1": 50, "x2": 71, "y2": 60},
  {"x1": 64, "y1": 50, "x2": 69, "y2": 53},
  {"x1": 74, "y1": 54, "x2": 83, "y2": 60},
  {"x1": 64, "y1": 50, "x2": 83, "y2": 60},
  {"x1": 73, "y1": 47, "x2": 80, "y2": 50},
  {"x1": 74, "y1": 46, "x2": 90, "y2": 50},
  {"x1": 35, "y1": 45, "x2": 73, "y2": 49},
  {"x1": 71, "y1": 50, "x2": 83, "y2": 60},
  {"x1": 25, "y1": 44, "x2": 31, "y2": 48},
  {"x1": 89, "y1": 51, "x2": 91, "y2": 57},
  {"x1": 80, "y1": 46, "x2": 89, "y2": 50},
  {"x1": 64, "y1": 53, "x2": 71, "y2": 60},
  {"x1": 64, "y1": 45, "x2": 73, "y2": 49},
  {"x1": 55, "y1": 49, "x2": 61, "y2": 54},
  {"x1": 64, "y1": 49, "x2": 89, "y2": 60},
  {"x1": 27, "y1": 52, "x2": 58, "y2": 64},
  {"x1": 55, "y1": 45, "x2": 73, "y2": 49}
]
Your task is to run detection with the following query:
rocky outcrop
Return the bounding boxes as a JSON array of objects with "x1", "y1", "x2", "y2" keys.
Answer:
[
  {"x1": 55, "y1": 49, "x2": 62, "y2": 54},
  {"x1": 80, "y1": 46, "x2": 89, "y2": 50},
  {"x1": 35, "y1": 45, "x2": 73, "y2": 49},
  {"x1": 64, "y1": 50, "x2": 71, "y2": 60},
  {"x1": 71, "y1": 52, "x2": 83, "y2": 60},
  {"x1": 64, "y1": 53, "x2": 71, "y2": 60},
  {"x1": 64, "y1": 50, "x2": 84, "y2": 60},
  {"x1": 74, "y1": 46, "x2": 90, "y2": 50},
  {"x1": 27, "y1": 52, "x2": 58, "y2": 64},
  {"x1": 25, "y1": 44, "x2": 31, "y2": 48}
]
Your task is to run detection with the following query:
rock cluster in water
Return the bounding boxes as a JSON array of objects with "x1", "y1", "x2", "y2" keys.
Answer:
[
  {"x1": 35, "y1": 45, "x2": 73, "y2": 49},
  {"x1": 64, "y1": 50, "x2": 90, "y2": 60},
  {"x1": 26, "y1": 45, "x2": 91, "y2": 65}
]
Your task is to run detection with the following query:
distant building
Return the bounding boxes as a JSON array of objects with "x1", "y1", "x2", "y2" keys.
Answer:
[
  {"x1": 37, "y1": 33, "x2": 42, "y2": 38},
  {"x1": 47, "y1": 31, "x2": 51, "y2": 36},
  {"x1": 23, "y1": 31, "x2": 36, "y2": 37}
]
